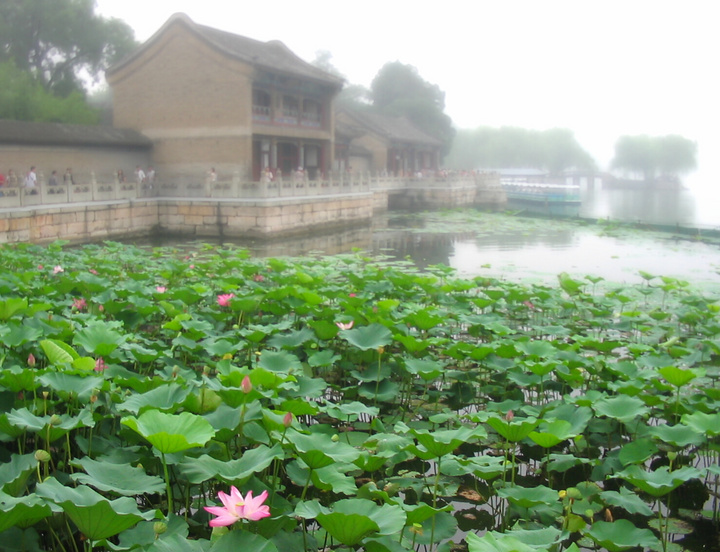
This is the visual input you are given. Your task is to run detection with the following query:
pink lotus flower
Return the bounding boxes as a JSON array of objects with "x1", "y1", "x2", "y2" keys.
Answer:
[
  {"x1": 73, "y1": 297, "x2": 87, "y2": 311},
  {"x1": 253, "y1": 273, "x2": 265, "y2": 282},
  {"x1": 156, "y1": 286, "x2": 167, "y2": 293},
  {"x1": 336, "y1": 320, "x2": 354, "y2": 330},
  {"x1": 241, "y1": 375, "x2": 252, "y2": 394},
  {"x1": 28, "y1": 353, "x2": 36, "y2": 367},
  {"x1": 53, "y1": 265, "x2": 64, "y2": 274},
  {"x1": 89, "y1": 269, "x2": 98, "y2": 275},
  {"x1": 217, "y1": 293, "x2": 235, "y2": 307},
  {"x1": 204, "y1": 487, "x2": 270, "y2": 526},
  {"x1": 94, "y1": 358, "x2": 107, "y2": 372},
  {"x1": 37, "y1": 264, "x2": 43, "y2": 270}
]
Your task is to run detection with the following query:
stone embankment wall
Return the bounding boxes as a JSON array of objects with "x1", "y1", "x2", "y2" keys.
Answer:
[{"x1": 0, "y1": 173, "x2": 505, "y2": 244}]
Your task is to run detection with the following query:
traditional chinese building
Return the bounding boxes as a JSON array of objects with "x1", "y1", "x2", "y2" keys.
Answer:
[
  {"x1": 335, "y1": 110, "x2": 442, "y2": 175},
  {"x1": 105, "y1": 13, "x2": 343, "y2": 182}
]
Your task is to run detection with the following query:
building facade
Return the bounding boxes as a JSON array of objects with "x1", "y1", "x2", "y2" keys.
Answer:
[{"x1": 105, "y1": 13, "x2": 343, "y2": 182}]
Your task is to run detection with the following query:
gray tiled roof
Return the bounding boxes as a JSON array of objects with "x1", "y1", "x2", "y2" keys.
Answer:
[
  {"x1": 0, "y1": 120, "x2": 152, "y2": 148},
  {"x1": 108, "y1": 13, "x2": 343, "y2": 88},
  {"x1": 340, "y1": 110, "x2": 443, "y2": 147}
]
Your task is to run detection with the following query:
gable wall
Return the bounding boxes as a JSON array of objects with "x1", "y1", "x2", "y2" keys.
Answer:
[{"x1": 108, "y1": 23, "x2": 254, "y2": 177}]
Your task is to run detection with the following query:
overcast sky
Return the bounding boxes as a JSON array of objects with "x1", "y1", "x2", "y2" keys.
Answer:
[{"x1": 95, "y1": 0, "x2": 716, "y2": 181}]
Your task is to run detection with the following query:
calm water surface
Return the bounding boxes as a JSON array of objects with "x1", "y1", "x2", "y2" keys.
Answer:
[{"x1": 143, "y1": 183, "x2": 720, "y2": 288}]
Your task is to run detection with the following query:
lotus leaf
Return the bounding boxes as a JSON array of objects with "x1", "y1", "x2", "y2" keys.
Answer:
[
  {"x1": 585, "y1": 519, "x2": 661, "y2": 552},
  {"x1": 70, "y1": 457, "x2": 165, "y2": 496},
  {"x1": 121, "y1": 410, "x2": 215, "y2": 454},
  {"x1": 35, "y1": 477, "x2": 153, "y2": 540},
  {"x1": 340, "y1": 323, "x2": 393, "y2": 350}
]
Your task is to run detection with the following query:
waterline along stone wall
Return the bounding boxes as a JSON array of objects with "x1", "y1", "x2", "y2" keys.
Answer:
[{"x1": 0, "y1": 173, "x2": 504, "y2": 244}]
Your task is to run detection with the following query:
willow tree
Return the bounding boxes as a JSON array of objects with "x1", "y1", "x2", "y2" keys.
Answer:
[
  {"x1": 611, "y1": 134, "x2": 697, "y2": 181},
  {"x1": 0, "y1": 0, "x2": 137, "y2": 97}
]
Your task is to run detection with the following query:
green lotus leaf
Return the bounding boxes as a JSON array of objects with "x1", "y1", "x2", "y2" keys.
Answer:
[
  {"x1": 6, "y1": 408, "x2": 94, "y2": 441},
  {"x1": 650, "y1": 423, "x2": 705, "y2": 447},
  {"x1": 178, "y1": 443, "x2": 283, "y2": 484},
  {"x1": 286, "y1": 431, "x2": 360, "y2": 469},
  {"x1": 592, "y1": 394, "x2": 648, "y2": 424},
  {"x1": 358, "y1": 380, "x2": 399, "y2": 402},
  {"x1": 117, "y1": 383, "x2": 192, "y2": 415},
  {"x1": 73, "y1": 321, "x2": 126, "y2": 356},
  {"x1": 516, "y1": 340, "x2": 558, "y2": 359},
  {"x1": 681, "y1": 411, "x2": 720, "y2": 436},
  {"x1": 209, "y1": 530, "x2": 278, "y2": 552},
  {"x1": 35, "y1": 477, "x2": 153, "y2": 540},
  {"x1": 404, "y1": 358, "x2": 444, "y2": 381},
  {"x1": 496, "y1": 484, "x2": 558, "y2": 508},
  {"x1": 618, "y1": 437, "x2": 658, "y2": 466},
  {"x1": 409, "y1": 426, "x2": 475, "y2": 459},
  {"x1": 658, "y1": 366, "x2": 697, "y2": 387},
  {"x1": 340, "y1": 323, "x2": 392, "y2": 350},
  {"x1": 70, "y1": 457, "x2": 165, "y2": 496},
  {"x1": 617, "y1": 465, "x2": 703, "y2": 497},
  {"x1": 467, "y1": 531, "x2": 536, "y2": 552},
  {"x1": 267, "y1": 327, "x2": 315, "y2": 349},
  {"x1": 257, "y1": 350, "x2": 303, "y2": 373},
  {"x1": 0, "y1": 453, "x2": 38, "y2": 496},
  {"x1": 487, "y1": 416, "x2": 539, "y2": 442},
  {"x1": 0, "y1": 322, "x2": 42, "y2": 347},
  {"x1": 121, "y1": 410, "x2": 215, "y2": 454},
  {"x1": 529, "y1": 419, "x2": 574, "y2": 448},
  {"x1": 324, "y1": 401, "x2": 379, "y2": 421},
  {"x1": 0, "y1": 491, "x2": 57, "y2": 532},
  {"x1": 37, "y1": 373, "x2": 104, "y2": 402},
  {"x1": 405, "y1": 309, "x2": 444, "y2": 331},
  {"x1": 316, "y1": 512, "x2": 379, "y2": 546},
  {"x1": 40, "y1": 338, "x2": 79, "y2": 365},
  {"x1": 599, "y1": 487, "x2": 654, "y2": 516},
  {"x1": 333, "y1": 498, "x2": 406, "y2": 536},
  {"x1": 0, "y1": 297, "x2": 28, "y2": 320},
  {"x1": 585, "y1": 519, "x2": 661, "y2": 552}
]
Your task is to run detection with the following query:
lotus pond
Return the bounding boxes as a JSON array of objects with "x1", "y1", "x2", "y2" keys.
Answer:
[{"x1": 1, "y1": 237, "x2": 720, "y2": 552}]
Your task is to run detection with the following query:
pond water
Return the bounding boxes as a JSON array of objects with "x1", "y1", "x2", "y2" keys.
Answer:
[{"x1": 140, "y1": 184, "x2": 720, "y2": 289}]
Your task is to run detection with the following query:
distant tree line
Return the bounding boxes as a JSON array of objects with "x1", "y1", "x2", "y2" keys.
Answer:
[
  {"x1": 610, "y1": 134, "x2": 697, "y2": 182},
  {"x1": 443, "y1": 126, "x2": 597, "y2": 174}
]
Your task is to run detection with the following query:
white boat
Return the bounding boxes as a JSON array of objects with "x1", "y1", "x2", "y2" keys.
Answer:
[{"x1": 501, "y1": 179, "x2": 581, "y2": 205}]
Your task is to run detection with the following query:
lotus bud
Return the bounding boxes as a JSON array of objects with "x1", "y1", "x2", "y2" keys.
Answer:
[
  {"x1": 154, "y1": 522, "x2": 168, "y2": 536},
  {"x1": 202, "y1": 365, "x2": 210, "y2": 376},
  {"x1": 331, "y1": 434, "x2": 339, "y2": 442},
  {"x1": 172, "y1": 365, "x2": 180, "y2": 378},
  {"x1": 283, "y1": 412, "x2": 293, "y2": 428},
  {"x1": 604, "y1": 508, "x2": 613, "y2": 522},
  {"x1": 28, "y1": 353, "x2": 36, "y2": 367},
  {"x1": 35, "y1": 449, "x2": 51, "y2": 463},
  {"x1": 49, "y1": 414, "x2": 62, "y2": 426},
  {"x1": 241, "y1": 375, "x2": 252, "y2": 394},
  {"x1": 505, "y1": 410, "x2": 514, "y2": 422}
]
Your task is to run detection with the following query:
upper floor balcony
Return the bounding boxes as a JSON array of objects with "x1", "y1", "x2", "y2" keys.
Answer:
[{"x1": 252, "y1": 89, "x2": 326, "y2": 130}]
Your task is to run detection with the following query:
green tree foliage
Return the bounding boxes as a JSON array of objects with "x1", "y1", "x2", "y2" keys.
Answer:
[
  {"x1": 0, "y1": 61, "x2": 99, "y2": 124},
  {"x1": 445, "y1": 126, "x2": 596, "y2": 173},
  {"x1": 611, "y1": 134, "x2": 697, "y2": 181},
  {"x1": 370, "y1": 62, "x2": 455, "y2": 155},
  {"x1": 0, "y1": 0, "x2": 137, "y2": 96}
]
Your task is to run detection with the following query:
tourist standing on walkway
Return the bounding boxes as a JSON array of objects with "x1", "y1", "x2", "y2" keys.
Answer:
[
  {"x1": 25, "y1": 166, "x2": 38, "y2": 193},
  {"x1": 64, "y1": 168, "x2": 75, "y2": 186},
  {"x1": 48, "y1": 170, "x2": 59, "y2": 186},
  {"x1": 136, "y1": 165, "x2": 146, "y2": 184}
]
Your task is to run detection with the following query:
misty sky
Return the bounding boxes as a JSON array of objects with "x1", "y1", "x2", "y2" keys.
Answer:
[{"x1": 95, "y1": 0, "x2": 716, "y2": 183}]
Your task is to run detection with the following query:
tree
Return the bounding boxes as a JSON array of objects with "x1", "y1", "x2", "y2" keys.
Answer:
[
  {"x1": 0, "y1": 61, "x2": 99, "y2": 124},
  {"x1": 370, "y1": 62, "x2": 455, "y2": 155},
  {"x1": 0, "y1": 0, "x2": 137, "y2": 96},
  {"x1": 611, "y1": 134, "x2": 696, "y2": 181},
  {"x1": 444, "y1": 126, "x2": 596, "y2": 173}
]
